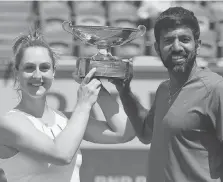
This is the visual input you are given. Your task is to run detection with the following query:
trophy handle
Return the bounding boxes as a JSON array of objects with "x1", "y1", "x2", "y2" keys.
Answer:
[
  {"x1": 136, "y1": 25, "x2": 146, "y2": 38},
  {"x1": 119, "y1": 25, "x2": 146, "y2": 46},
  {"x1": 62, "y1": 21, "x2": 74, "y2": 35}
]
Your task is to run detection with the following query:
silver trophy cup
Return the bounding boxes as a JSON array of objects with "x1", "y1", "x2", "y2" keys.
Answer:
[{"x1": 62, "y1": 21, "x2": 146, "y2": 79}]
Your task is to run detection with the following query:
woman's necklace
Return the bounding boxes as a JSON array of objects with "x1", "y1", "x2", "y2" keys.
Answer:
[{"x1": 167, "y1": 79, "x2": 186, "y2": 104}]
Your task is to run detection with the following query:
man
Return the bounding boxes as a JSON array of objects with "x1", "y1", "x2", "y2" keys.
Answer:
[{"x1": 113, "y1": 7, "x2": 223, "y2": 182}]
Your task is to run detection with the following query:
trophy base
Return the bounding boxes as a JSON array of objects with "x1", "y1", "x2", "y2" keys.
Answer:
[{"x1": 76, "y1": 57, "x2": 132, "y2": 79}]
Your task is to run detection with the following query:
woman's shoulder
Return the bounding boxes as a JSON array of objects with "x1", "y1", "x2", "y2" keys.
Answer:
[
  {"x1": 0, "y1": 109, "x2": 34, "y2": 134},
  {"x1": 0, "y1": 111, "x2": 34, "y2": 149},
  {"x1": 3, "y1": 109, "x2": 29, "y2": 122},
  {"x1": 3, "y1": 109, "x2": 24, "y2": 122}
]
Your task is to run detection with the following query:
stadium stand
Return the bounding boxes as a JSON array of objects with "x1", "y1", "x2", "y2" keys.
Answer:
[
  {"x1": 0, "y1": 1, "x2": 221, "y2": 67},
  {"x1": 38, "y1": 1, "x2": 74, "y2": 57},
  {"x1": 0, "y1": 1, "x2": 33, "y2": 63},
  {"x1": 108, "y1": 1, "x2": 138, "y2": 28},
  {"x1": 39, "y1": 1, "x2": 71, "y2": 21}
]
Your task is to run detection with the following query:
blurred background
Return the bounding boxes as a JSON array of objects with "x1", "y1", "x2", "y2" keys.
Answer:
[
  {"x1": 0, "y1": 1, "x2": 223, "y2": 181},
  {"x1": 1, "y1": 0, "x2": 223, "y2": 65}
]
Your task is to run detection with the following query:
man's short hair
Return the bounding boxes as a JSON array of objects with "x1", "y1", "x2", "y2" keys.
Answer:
[{"x1": 154, "y1": 6, "x2": 200, "y2": 43}]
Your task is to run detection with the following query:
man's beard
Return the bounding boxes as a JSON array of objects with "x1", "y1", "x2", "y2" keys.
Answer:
[{"x1": 160, "y1": 50, "x2": 196, "y2": 73}]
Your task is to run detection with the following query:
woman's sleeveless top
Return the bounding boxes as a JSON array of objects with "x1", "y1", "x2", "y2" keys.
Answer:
[{"x1": 0, "y1": 109, "x2": 82, "y2": 182}]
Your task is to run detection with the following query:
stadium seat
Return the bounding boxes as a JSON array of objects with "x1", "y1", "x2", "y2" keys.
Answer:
[
  {"x1": 44, "y1": 29, "x2": 72, "y2": 44},
  {"x1": 173, "y1": 1, "x2": 199, "y2": 7},
  {"x1": 49, "y1": 42, "x2": 73, "y2": 57},
  {"x1": 137, "y1": 0, "x2": 175, "y2": 22},
  {"x1": 0, "y1": 45, "x2": 13, "y2": 65},
  {"x1": 0, "y1": 12, "x2": 31, "y2": 22},
  {"x1": 42, "y1": 18, "x2": 66, "y2": 34},
  {"x1": 209, "y1": 3, "x2": 223, "y2": 43},
  {"x1": 73, "y1": 1, "x2": 105, "y2": 16},
  {"x1": 73, "y1": 1, "x2": 106, "y2": 26},
  {"x1": 175, "y1": 3, "x2": 212, "y2": 32},
  {"x1": 39, "y1": 1, "x2": 70, "y2": 21},
  {"x1": 0, "y1": 22, "x2": 29, "y2": 35},
  {"x1": 0, "y1": 21, "x2": 30, "y2": 46},
  {"x1": 44, "y1": 29, "x2": 74, "y2": 56},
  {"x1": 42, "y1": 18, "x2": 74, "y2": 42},
  {"x1": 108, "y1": 2, "x2": 138, "y2": 28},
  {"x1": 114, "y1": 37, "x2": 145, "y2": 58},
  {"x1": 217, "y1": 25, "x2": 223, "y2": 49},
  {"x1": 0, "y1": 1, "x2": 33, "y2": 43},
  {"x1": 110, "y1": 21, "x2": 137, "y2": 29},
  {"x1": 75, "y1": 15, "x2": 106, "y2": 26},
  {"x1": 42, "y1": 18, "x2": 74, "y2": 57},
  {"x1": 208, "y1": 1, "x2": 223, "y2": 12},
  {"x1": 199, "y1": 30, "x2": 217, "y2": 59},
  {"x1": 210, "y1": 5, "x2": 223, "y2": 58},
  {"x1": 0, "y1": 1, "x2": 31, "y2": 13}
]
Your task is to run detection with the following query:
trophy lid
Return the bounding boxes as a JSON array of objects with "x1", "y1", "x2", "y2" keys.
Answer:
[{"x1": 62, "y1": 21, "x2": 146, "y2": 48}]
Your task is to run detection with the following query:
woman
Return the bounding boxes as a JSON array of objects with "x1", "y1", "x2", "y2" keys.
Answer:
[{"x1": 0, "y1": 30, "x2": 135, "y2": 182}]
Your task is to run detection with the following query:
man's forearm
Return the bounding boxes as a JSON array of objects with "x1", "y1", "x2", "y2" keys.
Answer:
[
  {"x1": 97, "y1": 88, "x2": 120, "y2": 122},
  {"x1": 96, "y1": 88, "x2": 128, "y2": 134},
  {"x1": 119, "y1": 89, "x2": 148, "y2": 137}
]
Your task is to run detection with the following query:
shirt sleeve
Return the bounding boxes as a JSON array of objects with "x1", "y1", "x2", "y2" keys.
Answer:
[{"x1": 206, "y1": 80, "x2": 223, "y2": 141}]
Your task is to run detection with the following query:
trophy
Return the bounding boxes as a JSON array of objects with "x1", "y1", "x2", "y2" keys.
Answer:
[{"x1": 62, "y1": 21, "x2": 146, "y2": 79}]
